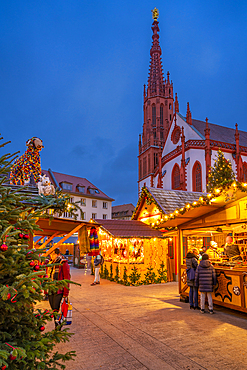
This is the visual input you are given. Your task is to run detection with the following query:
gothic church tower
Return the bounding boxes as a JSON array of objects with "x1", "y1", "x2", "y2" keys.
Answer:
[{"x1": 138, "y1": 8, "x2": 174, "y2": 190}]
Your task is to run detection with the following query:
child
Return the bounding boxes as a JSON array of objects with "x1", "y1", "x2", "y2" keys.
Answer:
[{"x1": 195, "y1": 253, "x2": 217, "y2": 314}]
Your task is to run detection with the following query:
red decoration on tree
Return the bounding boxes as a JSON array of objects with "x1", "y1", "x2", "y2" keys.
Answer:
[
  {"x1": 19, "y1": 233, "x2": 24, "y2": 238},
  {"x1": 23, "y1": 234, "x2": 29, "y2": 239},
  {"x1": 9, "y1": 353, "x2": 16, "y2": 361},
  {"x1": 39, "y1": 325, "x2": 45, "y2": 331},
  {"x1": 50, "y1": 314, "x2": 54, "y2": 318},
  {"x1": 7, "y1": 293, "x2": 11, "y2": 300},
  {"x1": 0, "y1": 244, "x2": 8, "y2": 252},
  {"x1": 29, "y1": 261, "x2": 35, "y2": 267},
  {"x1": 2, "y1": 365, "x2": 7, "y2": 370},
  {"x1": 34, "y1": 265, "x2": 40, "y2": 271}
]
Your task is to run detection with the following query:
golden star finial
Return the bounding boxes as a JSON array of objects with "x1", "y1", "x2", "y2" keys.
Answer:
[{"x1": 152, "y1": 7, "x2": 159, "y2": 20}]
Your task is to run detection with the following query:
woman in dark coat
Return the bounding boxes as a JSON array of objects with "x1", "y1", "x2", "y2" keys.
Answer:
[
  {"x1": 186, "y1": 249, "x2": 199, "y2": 309},
  {"x1": 195, "y1": 253, "x2": 217, "y2": 314}
]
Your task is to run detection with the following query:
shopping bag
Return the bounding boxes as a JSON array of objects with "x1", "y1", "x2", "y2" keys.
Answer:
[{"x1": 57, "y1": 298, "x2": 72, "y2": 325}]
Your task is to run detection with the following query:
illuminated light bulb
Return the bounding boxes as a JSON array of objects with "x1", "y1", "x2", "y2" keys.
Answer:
[
  {"x1": 180, "y1": 208, "x2": 184, "y2": 211},
  {"x1": 193, "y1": 202, "x2": 197, "y2": 206},
  {"x1": 175, "y1": 210, "x2": 179, "y2": 214},
  {"x1": 186, "y1": 204, "x2": 190, "y2": 209},
  {"x1": 164, "y1": 215, "x2": 168, "y2": 220},
  {"x1": 207, "y1": 193, "x2": 212, "y2": 198},
  {"x1": 215, "y1": 189, "x2": 220, "y2": 194},
  {"x1": 170, "y1": 213, "x2": 173, "y2": 217}
]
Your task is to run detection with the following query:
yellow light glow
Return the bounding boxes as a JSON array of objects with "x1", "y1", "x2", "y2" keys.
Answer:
[
  {"x1": 164, "y1": 215, "x2": 168, "y2": 220},
  {"x1": 193, "y1": 202, "x2": 197, "y2": 205},
  {"x1": 175, "y1": 210, "x2": 179, "y2": 214},
  {"x1": 215, "y1": 189, "x2": 220, "y2": 193},
  {"x1": 207, "y1": 193, "x2": 212, "y2": 198},
  {"x1": 170, "y1": 213, "x2": 173, "y2": 217},
  {"x1": 186, "y1": 204, "x2": 190, "y2": 208}
]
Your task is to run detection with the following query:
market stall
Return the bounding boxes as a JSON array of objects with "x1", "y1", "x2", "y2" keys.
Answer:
[
  {"x1": 94, "y1": 219, "x2": 168, "y2": 284},
  {"x1": 154, "y1": 185, "x2": 247, "y2": 313}
]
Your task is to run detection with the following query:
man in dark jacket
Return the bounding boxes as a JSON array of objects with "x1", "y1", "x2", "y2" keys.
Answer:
[
  {"x1": 195, "y1": 253, "x2": 217, "y2": 314},
  {"x1": 186, "y1": 249, "x2": 199, "y2": 309}
]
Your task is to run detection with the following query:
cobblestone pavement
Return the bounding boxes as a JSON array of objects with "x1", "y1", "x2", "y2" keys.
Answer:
[{"x1": 40, "y1": 267, "x2": 247, "y2": 370}]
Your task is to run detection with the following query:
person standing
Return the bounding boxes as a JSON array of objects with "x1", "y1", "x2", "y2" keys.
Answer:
[
  {"x1": 195, "y1": 253, "x2": 217, "y2": 314},
  {"x1": 186, "y1": 249, "x2": 199, "y2": 309},
  {"x1": 48, "y1": 248, "x2": 70, "y2": 326},
  {"x1": 91, "y1": 253, "x2": 103, "y2": 286}
]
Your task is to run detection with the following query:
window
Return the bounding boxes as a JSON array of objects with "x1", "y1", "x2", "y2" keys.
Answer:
[
  {"x1": 143, "y1": 157, "x2": 147, "y2": 176},
  {"x1": 152, "y1": 105, "x2": 156, "y2": 126},
  {"x1": 154, "y1": 153, "x2": 158, "y2": 168},
  {"x1": 92, "y1": 213, "x2": 97, "y2": 219},
  {"x1": 81, "y1": 212, "x2": 85, "y2": 220},
  {"x1": 103, "y1": 214, "x2": 107, "y2": 219},
  {"x1": 170, "y1": 114, "x2": 172, "y2": 121},
  {"x1": 169, "y1": 103, "x2": 172, "y2": 110},
  {"x1": 77, "y1": 186, "x2": 85, "y2": 193},
  {"x1": 103, "y1": 202, "x2": 108, "y2": 209},
  {"x1": 81, "y1": 199, "x2": 86, "y2": 206},
  {"x1": 192, "y1": 161, "x2": 202, "y2": 192},
  {"x1": 60, "y1": 182, "x2": 72, "y2": 191},
  {"x1": 88, "y1": 188, "x2": 100, "y2": 194},
  {"x1": 243, "y1": 163, "x2": 247, "y2": 182},
  {"x1": 172, "y1": 164, "x2": 180, "y2": 190},
  {"x1": 139, "y1": 159, "x2": 142, "y2": 179},
  {"x1": 63, "y1": 211, "x2": 72, "y2": 218},
  {"x1": 160, "y1": 105, "x2": 164, "y2": 127},
  {"x1": 92, "y1": 200, "x2": 97, "y2": 208}
]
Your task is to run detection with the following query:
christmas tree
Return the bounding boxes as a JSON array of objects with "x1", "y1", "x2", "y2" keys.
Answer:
[
  {"x1": 0, "y1": 136, "x2": 76, "y2": 370},
  {"x1": 207, "y1": 149, "x2": 236, "y2": 192}
]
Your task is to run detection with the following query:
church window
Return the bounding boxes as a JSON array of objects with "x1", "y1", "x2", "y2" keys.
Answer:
[
  {"x1": 154, "y1": 130, "x2": 156, "y2": 139},
  {"x1": 160, "y1": 105, "x2": 164, "y2": 127},
  {"x1": 152, "y1": 105, "x2": 156, "y2": 126},
  {"x1": 165, "y1": 100, "x2": 167, "y2": 106},
  {"x1": 243, "y1": 163, "x2": 247, "y2": 182},
  {"x1": 169, "y1": 104, "x2": 172, "y2": 110},
  {"x1": 170, "y1": 114, "x2": 172, "y2": 121},
  {"x1": 161, "y1": 131, "x2": 163, "y2": 139},
  {"x1": 169, "y1": 88, "x2": 171, "y2": 96},
  {"x1": 172, "y1": 164, "x2": 180, "y2": 190},
  {"x1": 192, "y1": 161, "x2": 202, "y2": 192},
  {"x1": 154, "y1": 153, "x2": 158, "y2": 168},
  {"x1": 148, "y1": 154, "x2": 150, "y2": 173},
  {"x1": 143, "y1": 157, "x2": 147, "y2": 176}
]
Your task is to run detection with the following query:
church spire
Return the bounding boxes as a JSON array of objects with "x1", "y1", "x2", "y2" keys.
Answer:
[{"x1": 147, "y1": 9, "x2": 164, "y2": 97}]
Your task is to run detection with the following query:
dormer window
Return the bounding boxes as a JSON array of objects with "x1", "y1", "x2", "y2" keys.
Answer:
[
  {"x1": 77, "y1": 185, "x2": 85, "y2": 193},
  {"x1": 88, "y1": 187, "x2": 100, "y2": 195},
  {"x1": 60, "y1": 182, "x2": 72, "y2": 191}
]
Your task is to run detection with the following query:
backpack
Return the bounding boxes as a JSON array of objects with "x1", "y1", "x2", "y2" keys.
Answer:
[{"x1": 100, "y1": 255, "x2": 104, "y2": 265}]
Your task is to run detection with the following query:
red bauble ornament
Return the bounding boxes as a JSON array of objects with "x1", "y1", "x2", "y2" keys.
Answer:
[
  {"x1": 50, "y1": 314, "x2": 54, "y2": 318},
  {"x1": 19, "y1": 233, "x2": 24, "y2": 238},
  {"x1": 39, "y1": 325, "x2": 45, "y2": 331},
  {"x1": 29, "y1": 261, "x2": 35, "y2": 267},
  {"x1": 2, "y1": 365, "x2": 7, "y2": 370},
  {"x1": 7, "y1": 293, "x2": 11, "y2": 300},
  {"x1": 34, "y1": 265, "x2": 40, "y2": 271},
  {"x1": 9, "y1": 353, "x2": 16, "y2": 361},
  {"x1": 0, "y1": 244, "x2": 8, "y2": 252},
  {"x1": 23, "y1": 234, "x2": 29, "y2": 239}
]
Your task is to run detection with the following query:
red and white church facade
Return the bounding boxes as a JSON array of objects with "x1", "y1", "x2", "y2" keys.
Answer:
[{"x1": 138, "y1": 10, "x2": 247, "y2": 194}]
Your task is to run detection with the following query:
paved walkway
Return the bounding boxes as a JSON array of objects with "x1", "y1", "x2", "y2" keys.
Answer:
[{"x1": 41, "y1": 267, "x2": 247, "y2": 370}]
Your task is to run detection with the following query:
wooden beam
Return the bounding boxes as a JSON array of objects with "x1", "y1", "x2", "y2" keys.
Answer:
[
  {"x1": 34, "y1": 236, "x2": 43, "y2": 247},
  {"x1": 37, "y1": 232, "x2": 59, "y2": 249},
  {"x1": 44, "y1": 224, "x2": 83, "y2": 256}
]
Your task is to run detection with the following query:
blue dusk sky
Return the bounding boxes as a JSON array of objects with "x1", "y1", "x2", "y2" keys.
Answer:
[{"x1": 1, "y1": 1, "x2": 247, "y2": 206}]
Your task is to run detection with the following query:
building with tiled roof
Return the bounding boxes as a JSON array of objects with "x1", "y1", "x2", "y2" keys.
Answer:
[
  {"x1": 112, "y1": 203, "x2": 135, "y2": 220},
  {"x1": 43, "y1": 169, "x2": 114, "y2": 222},
  {"x1": 138, "y1": 10, "x2": 247, "y2": 195}
]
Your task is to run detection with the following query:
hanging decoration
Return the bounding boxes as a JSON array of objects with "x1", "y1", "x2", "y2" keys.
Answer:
[
  {"x1": 88, "y1": 227, "x2": 100, "y2": 256},
  {"x1": 10, "y1": 137, "x2": 44, "y2": 185}
]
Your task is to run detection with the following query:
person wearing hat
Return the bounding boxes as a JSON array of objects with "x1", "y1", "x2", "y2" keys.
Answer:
[
  {"x1": 48, "y1": 248, "x2": 70, "y2": 326},
  {"x1": 185, "y1": 248, "x2": 199, "y2": 309},
  {"x1": 195, "y1": 253, "x2": 217, "y2": 314}
]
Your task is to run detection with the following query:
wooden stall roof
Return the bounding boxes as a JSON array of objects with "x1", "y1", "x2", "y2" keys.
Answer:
[
  {"x1": 35, "y1": 217, "x2": 93, "y2": 237},
  {"x1": 95, "y1": 219, "x2": 164, "y2": 238},
  {"x1": 159, "y1": 188, "x2": 247, "y2": 228}
]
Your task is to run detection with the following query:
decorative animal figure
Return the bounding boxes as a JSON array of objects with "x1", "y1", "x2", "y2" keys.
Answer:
[
  {"x1": 10, "y1": 137, "x2": 44, "y2": 185},
  {"x1": 37, "y1": 174, "x2": 55, "y2": 196}
]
